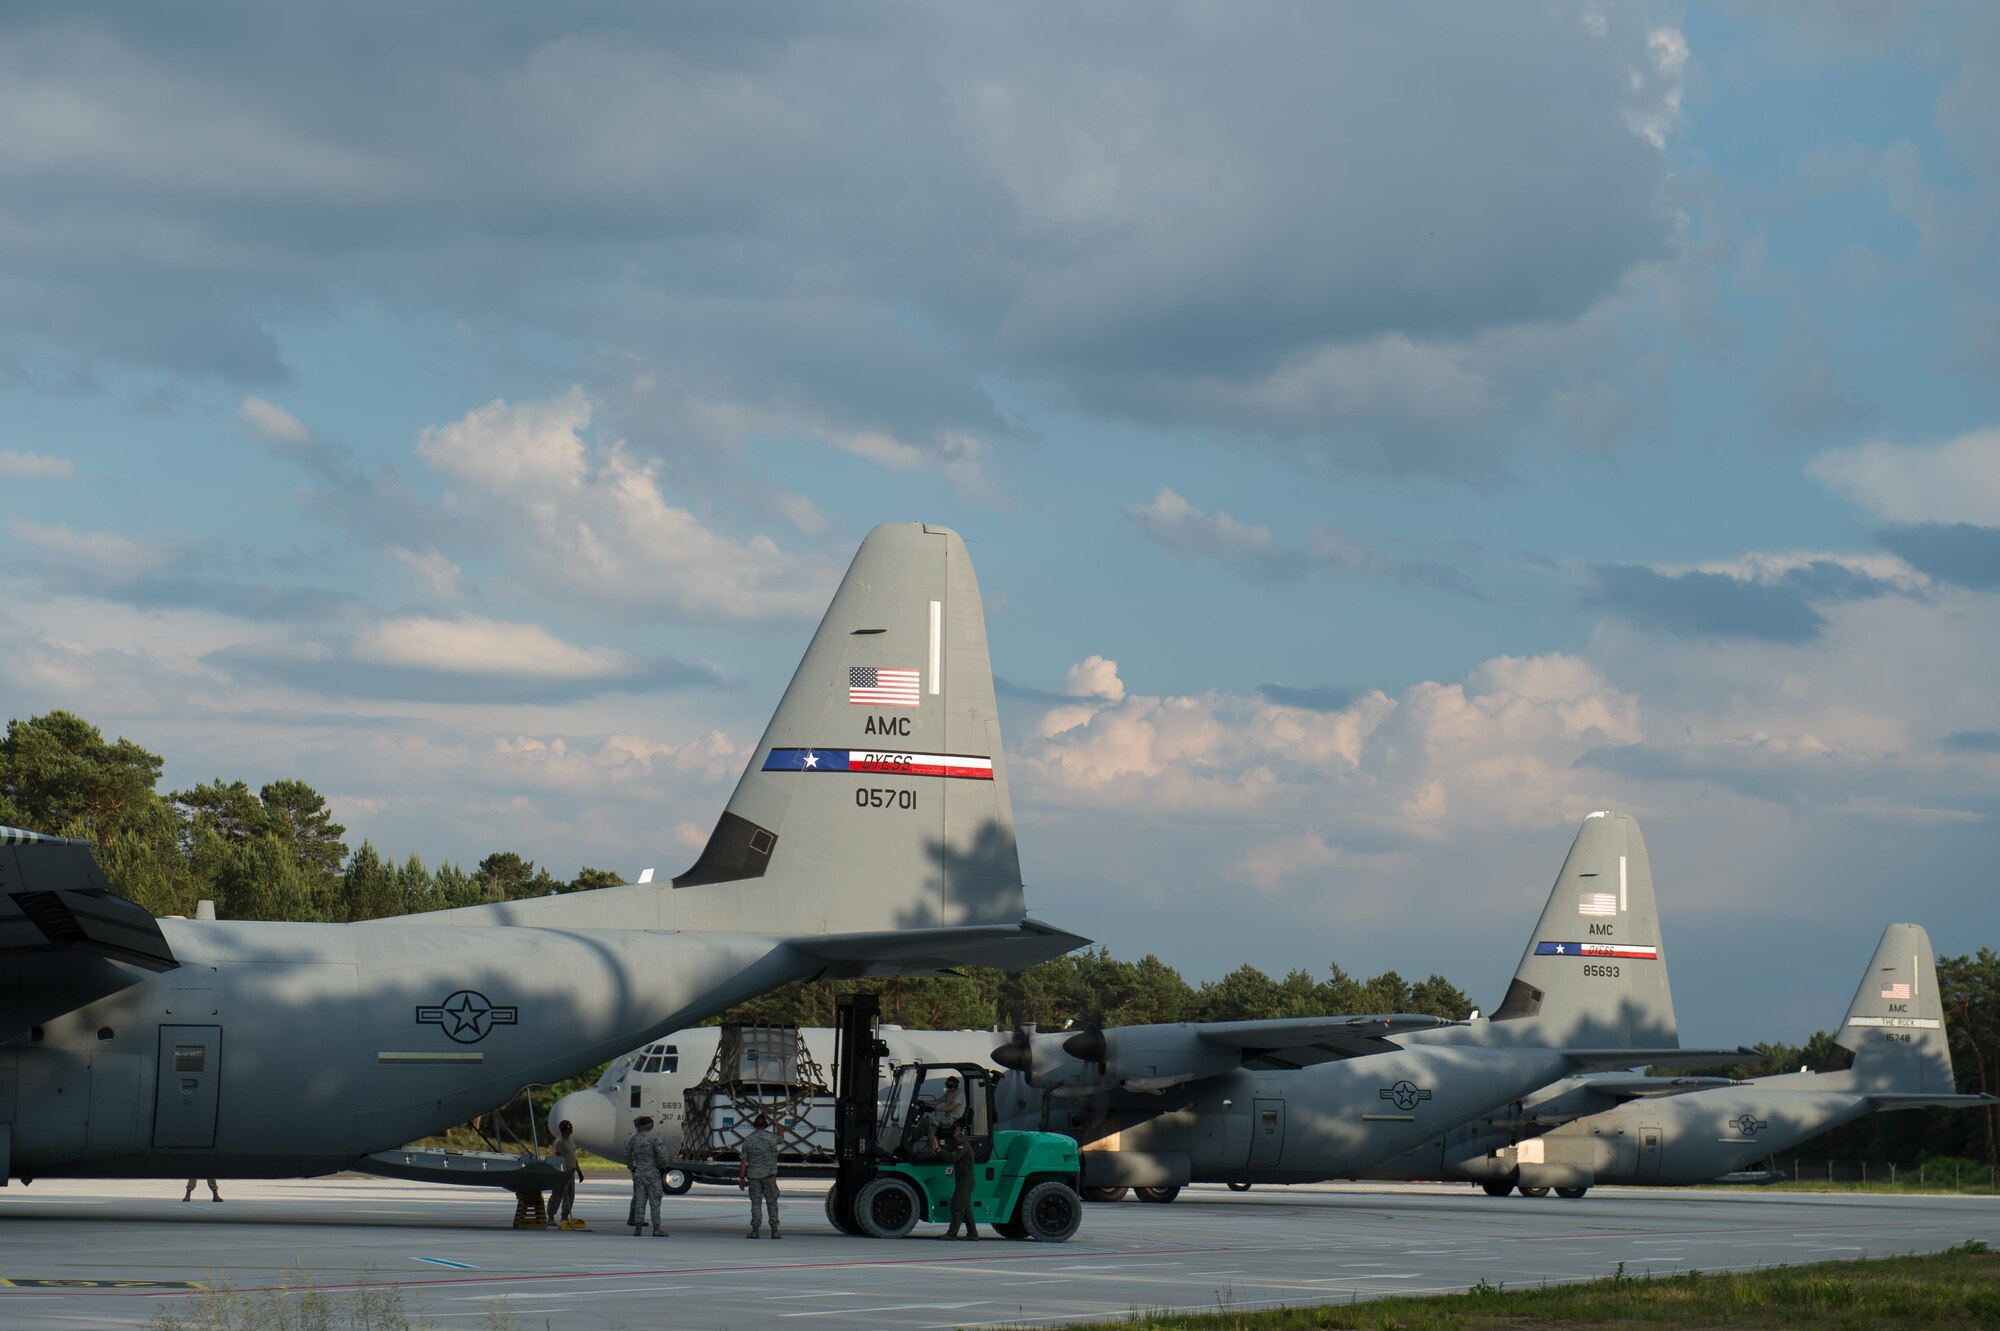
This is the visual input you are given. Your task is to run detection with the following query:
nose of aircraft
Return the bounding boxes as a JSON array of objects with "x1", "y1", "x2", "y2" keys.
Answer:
[{"x1": 549, "y1": 1087, "x2": 616, "y2": 1158}]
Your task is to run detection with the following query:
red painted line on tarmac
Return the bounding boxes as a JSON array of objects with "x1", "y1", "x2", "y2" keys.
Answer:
[
  {"x1": 1492, "y1": 1219, "x2": 1893, "y2": 1243},
  {"x1": 3, "y1": 1242, "x2": 1231, "y2": 1300}
]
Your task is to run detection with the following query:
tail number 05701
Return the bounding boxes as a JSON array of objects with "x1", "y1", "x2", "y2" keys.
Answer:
[{"x1": 856, "y1": 788, "x2": 917, "y2": 810}]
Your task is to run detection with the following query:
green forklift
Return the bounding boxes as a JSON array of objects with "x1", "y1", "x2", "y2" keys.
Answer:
[{"x1": 824, "y1": 994, "x2": 1084, "y2": 1241}]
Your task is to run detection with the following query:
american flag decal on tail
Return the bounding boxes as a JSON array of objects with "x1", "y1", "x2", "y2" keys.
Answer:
[
  {"x1": 1881, "y1": 981, "x2": 1911, "y2": 1001},
  {"x1": 849, "y1": 666, "x2": 920, "y2": 707},
  {"x1": 1536, "y1": 941, "x2": 1659, "y2": 960}
]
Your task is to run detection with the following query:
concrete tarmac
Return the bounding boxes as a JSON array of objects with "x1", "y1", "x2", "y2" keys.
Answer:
[{"x1": 1, "y1": 1176, "x2": 1995, "y2": 1329}]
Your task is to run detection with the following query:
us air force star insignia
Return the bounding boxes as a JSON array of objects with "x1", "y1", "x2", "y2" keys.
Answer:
[
  {"x1": 1378, "y1": 1080, "x2": 1434, "y2": 1112},
  {"x1": 415, "y1": 990, "x2": 519, "y2": 1044},
  {"x1": 1732, "y1": 1113, "x2": 1768, "y2": 1137}
]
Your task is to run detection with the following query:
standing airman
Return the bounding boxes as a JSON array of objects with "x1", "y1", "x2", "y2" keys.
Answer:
[
  {"x1": 943, "y1": 1131, "x2": 977, "y2": 1240},
  {"x1": 739, "y1": 1114, "x2": 782, "y2": 1238},
  {"x1": 549, "y1": 1118, "x2": 583, "y2": 1230},
  {"x1": 624, "y1": 1115, "x2": 671, "y2": 1237}
]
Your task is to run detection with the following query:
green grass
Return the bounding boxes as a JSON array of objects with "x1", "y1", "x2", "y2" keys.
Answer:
[{"x1": 1062, "y1": 1243, "x2": 2000, "y2": 1331}]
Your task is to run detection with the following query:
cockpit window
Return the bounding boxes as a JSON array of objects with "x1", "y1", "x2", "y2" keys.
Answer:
[{"x1": 661, "y1": 1045, "x2": 678, "y2": 1073}]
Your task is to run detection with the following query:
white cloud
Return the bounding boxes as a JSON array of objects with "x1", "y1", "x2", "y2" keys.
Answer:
[
  {"x1": 238, "y1": 396, "x2": 314, "y2": 448},
  {"x1": 1125, "y1": 488, "x2": 1280, "y2": 567},
  {"x1": 8, "y1": 519, "x2": 157, "y2": 577},
  {"x1": 0, "y1": 450, "x2": 74, "y2": 480},
  {"x1": 415, "y1": 390, "x2": 833, "y2": 621},
  {"x1": 1625, "y1": 27, "x2": 1689, "y2": 151},
  {"x1": 388, "y1": 547, "x2": 465, "y2": 600},
  {"x1": 491, "y1": 729, "x2": 743, "y2": 789},
  {"x1": 1668, "y1": 549, "x2": 1929, "y2": 591},
  {"x1": 1064, "y1": 655, "x2": 1124, "y2": 702},
  {"x1": 1808, "y1": 427, "x2": 2000, "y2": 525},
  {"x1": 826, "y1": 429, "x2": 998, "y2": 505},
  {"x1": 1017, "y1": 650, "x2": 1633, "y2": 831},
  {"x1": 351, "y1": 615, "x2": 632, "y2": 679},
  {"x1": 1123, "y1": 487, "x2": 1468, "y2": 591}
]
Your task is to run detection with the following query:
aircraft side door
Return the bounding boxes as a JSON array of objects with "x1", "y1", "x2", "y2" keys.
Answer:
[
  {"x1": 1249, "y1": 1098, "x2": 1285, "y2": 1169},
  {"x1": 153, "y1": 1025, "x2": 223, "y2": 1150},
  {"x1": 1636, "y1": 1121, "x2": 1663, "y2": 1177}
]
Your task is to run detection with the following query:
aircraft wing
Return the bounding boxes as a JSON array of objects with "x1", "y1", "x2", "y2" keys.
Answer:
[
  {"x1": 1194, "y1": 1014, "x2": 1461, "y2": 1068},
  {"x1": 1, "y1": 827, "x2": 178, "y2": 972}
]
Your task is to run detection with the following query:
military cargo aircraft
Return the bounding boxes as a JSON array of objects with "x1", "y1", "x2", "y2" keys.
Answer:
[
  {"x1": 1367, "y1": 922, "x2": 1996, "y2": 1197},
  {"x1": 559, "y1": 811, "x2": 1746, "y2": 1201},
  {"x1": 989, "y1": 811, "x2": 1745, "y2": 1199},
  {"x1": 1, "y1": 521, "x2": 1083, "y2": 1187}
]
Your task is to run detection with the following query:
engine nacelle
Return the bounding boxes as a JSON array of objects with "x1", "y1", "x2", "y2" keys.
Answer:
[{"x1": 993, "y1": 1023, "x2": 1240, "y2": 1095}]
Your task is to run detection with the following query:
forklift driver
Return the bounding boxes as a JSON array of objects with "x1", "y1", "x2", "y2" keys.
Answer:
[{"x1": 918, "y1": 1075, "x2": 966, "y2": 1152}]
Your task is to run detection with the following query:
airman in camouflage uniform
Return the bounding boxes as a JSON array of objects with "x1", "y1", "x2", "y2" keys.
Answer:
[
  {"x1": 942, "y1": 1133, "x2": 978, "y2": 1240},
  {"x1": 739, "y1": 1114, "x2": 782, "y2": 1239},
  {"x1": 624, "y1": 1115, "x2": 671, "y2": 1236}
]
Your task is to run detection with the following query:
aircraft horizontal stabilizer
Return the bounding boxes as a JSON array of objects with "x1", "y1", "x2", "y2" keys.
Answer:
[
  {"x1": 1578, "y1": 1074, "x2": 1741, "y2": 1099},
  {"x1": 1194, "y1": 1014, "x2": 1460, "y2": 1067},
  {"x1": 0, "y1": 827, "x2": 178, "y2": 972},
  {"x1": 1563, "y1": 1046, "x2": 1755, "y2": 1071},
  {"x1": 785, "y1": 919, "x2": 1088, "y2": 978},
  {"x1": 1862, "y1": 1092, "x2": 2000, "y2": 1110}
]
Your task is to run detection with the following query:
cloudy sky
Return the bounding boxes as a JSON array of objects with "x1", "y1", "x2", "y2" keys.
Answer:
[{"x1": 3, "y1": 2, "x2": 1996, "y2": 1044}]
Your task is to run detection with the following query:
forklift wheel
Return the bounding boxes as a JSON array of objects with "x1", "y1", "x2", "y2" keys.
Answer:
[
  {"x1": 1019, "y1": 1181, "x2": 1084, "y2": 1242},
  {"x1": 1226, "y1": 1182, "x2": 1252, "y2": 1192},
  {"x1": 1134, "y1": 1186, "x2": 1180, "y2": 1204},
  {"x1": 1081, "y1": 1186, "x2": 1128, "y2": 1203},
  {"x1": 662, "y1": 1169, "x2": 692, "y2": 1196},
  {"x1": 1555, "y1": 1186, "x2": 1589, "y2": 1199},
  {"x1": 854, "y1": 1176, "x2": 923, "y2": 1239},
  {"x1": 1518, "y1": 1185, "x2": 1551, "y2": 1198},
  {"x1": 823, "y1": 1187, "x2": 862, "y2": 1236}
]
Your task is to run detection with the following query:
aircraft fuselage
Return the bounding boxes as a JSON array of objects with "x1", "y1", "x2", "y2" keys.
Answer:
[{"x1": 5, "y1": 919, "x2": 798, "y2": 1179}]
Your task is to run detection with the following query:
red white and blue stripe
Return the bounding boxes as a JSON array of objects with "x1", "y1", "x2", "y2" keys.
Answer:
[
  {"x1": 762, "y1": 748, "x2": 994, "y2": 780},
  {"x1": 1535, "y1": 941, "x2": 1659, "y2": 960}
]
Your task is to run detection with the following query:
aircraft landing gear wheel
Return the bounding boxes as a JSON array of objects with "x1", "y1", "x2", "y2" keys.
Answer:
[
  {"x1": 854, "y1": 1176, "x2": 922, "y2": 1239},
  {"x1": 1227, "y1": 1182, "x2": 1252, "y2": 1192},
  {"x1": 1082, "y1": 1186, "x2": 1128, "y2": 1203},
  {"x1": 1134, "y1": 1185, "x2": 1180, "y2": 1204},
  {"x1": 1481, "y1": 1182, "x2": 1514, "y2": 1197},
  {"x1": 1019, "y1": 1181, "x2": 1084, "y2": 1242},
  {"x1": 824, "y1": 1185, "x2": 863, "y2": 1236},
  {"x1": 1555, "y1": 1186, "x2": 1589, "y2": 1199},
  {"x1": 1518, "y1": 1185, "x2": 1551, "y2": 1198},
  {"x1": 662, "y1": 1168, "x2": 691, "y2": 1196}
]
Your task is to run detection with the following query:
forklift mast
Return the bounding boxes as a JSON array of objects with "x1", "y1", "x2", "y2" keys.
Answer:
[{"x1": 833, "y1": 993, "x2": 887, "y2": 1203}]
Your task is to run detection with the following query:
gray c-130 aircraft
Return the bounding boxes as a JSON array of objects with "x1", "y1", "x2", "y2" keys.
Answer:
[
  {"x1": 990, "y1": 811, "x2": 1746, "y2": 1197},
  {"x1": 1365, "y1": 922, "x2": 1996, "y2": 1197},
  {"x1": 1, "y1": 521, "x2": 1083, "y2": 1186}
]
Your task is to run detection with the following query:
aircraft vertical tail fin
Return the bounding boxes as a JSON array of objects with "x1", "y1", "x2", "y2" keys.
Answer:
[
  {"x1": 1824, "y1": 923, "x2": 1955, "y2": 1092},
  {"x1": 407, "y1": 522, "x2": 1083, "y2": 970},
  {"x1": 1490, "y1": 811, "x2": 1678, "y2": 1049},
  {"x1": 670, "y1": 520, "x2": 1025, "y2": 933}
]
